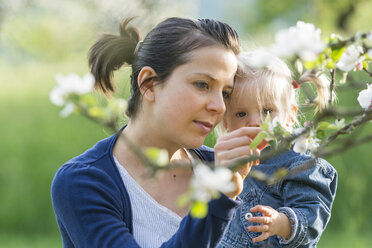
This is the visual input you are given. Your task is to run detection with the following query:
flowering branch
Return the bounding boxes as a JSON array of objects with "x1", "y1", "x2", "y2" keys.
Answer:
[
  {"x1": 328, "y1": 31, "x2": 372, "y2": 49},
  {"x1": 50, "y1": 21, "x2": 372, "y2": 218}
]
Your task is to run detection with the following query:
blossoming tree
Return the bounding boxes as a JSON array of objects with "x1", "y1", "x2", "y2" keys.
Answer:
[{"x1": 50, "y1": 21, "x2": 372, "y2": 217}]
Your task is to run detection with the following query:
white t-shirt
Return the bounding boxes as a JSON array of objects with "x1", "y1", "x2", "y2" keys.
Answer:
[{"x1": 114, "y1": 157, "x2": 182, "y2": 248}]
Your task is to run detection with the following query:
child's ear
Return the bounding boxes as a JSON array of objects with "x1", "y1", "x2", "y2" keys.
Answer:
[{"x1": 137, "y1": 66, "x2": 157, "y2": 102}]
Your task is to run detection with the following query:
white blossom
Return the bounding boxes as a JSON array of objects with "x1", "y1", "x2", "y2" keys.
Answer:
[
  {"x1": 336, "y1": 45, "x2": 365, "y2": 72},
  {"x1": 50, "y1": 73, "x2": 95, "y2": 117},
  {"x1": 269, "y1": 116, "x2": 293, "y2": 133},
  {"x1": 50, "y1": 73, "x2": 95, "y2": 106},
  {"x1": 357, "y1": 84, "x2": 372, "y2": 110},
  {"x1": 367, "y1": 31, "x2": 372, "y2": 42},
  {"x1": 270, "y1": 21, "x2": 325, "y2": 61},
  {"x1": 292, "y1": 129, "x2": 320, "y2": 154},
  {"x1": 368, "y1": 49, "x2": 372, "y2": 59},
  {"x1": 329, "y1": 119, "x2": 345, "y2": 129},
  {"x1": 59, "y1": 102, "x2": 76, "y2": 118},
  {"x1": 191, "y1": 164, "x2": 236, "y2": 202},
  {"x1": 240, "y1": 48, "x2": 274, "y2": 69}
]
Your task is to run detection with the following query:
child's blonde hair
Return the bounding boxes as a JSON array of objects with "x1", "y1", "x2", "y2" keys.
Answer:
[{"x1": 224, "y1": 50, "x2": 330, "y2": 128}]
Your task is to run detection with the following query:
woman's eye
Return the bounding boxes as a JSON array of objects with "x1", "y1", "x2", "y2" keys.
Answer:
[
  {"x1": 235, "y1": 112, "x2": 246, "y2": 118},
  {"x1": 194, "y1": 81, "x2": 209, "y2": 90},
  {"x1": 263, "y1": 108, "x2": 273, "y2": 115}
]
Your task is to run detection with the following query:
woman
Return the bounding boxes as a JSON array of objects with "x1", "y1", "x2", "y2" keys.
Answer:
[{"x1": 51, "y1": 17, "x2": 260, "y2": 247}]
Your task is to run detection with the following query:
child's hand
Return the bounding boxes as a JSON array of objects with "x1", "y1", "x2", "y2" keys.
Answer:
[{"x1": 247, "y1": 205, "x2": 291, "y2": 243}]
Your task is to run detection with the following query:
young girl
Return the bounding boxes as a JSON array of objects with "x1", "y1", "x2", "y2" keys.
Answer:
[
  {"x1": 217, "y1": 51, "x2": 338, "y2": 247},
  {"x1": 51, "y1": 17, "x2": 260, "y2": 248}
]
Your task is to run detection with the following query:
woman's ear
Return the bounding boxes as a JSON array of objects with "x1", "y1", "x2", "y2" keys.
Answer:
[{"x1": 137, "y1": 66, "x2": 157, "y2": 102}]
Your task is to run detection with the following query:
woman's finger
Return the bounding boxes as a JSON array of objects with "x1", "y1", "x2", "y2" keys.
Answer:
[
  {"x1": 217, "y1": 126, "x2": 262, "y2": 141},
  {"x1": 216, "y1": 144, "x2": 256, "y2": 162},
  {"x1": 215, "y1": 135, "x2": 252, "y2": 152}
]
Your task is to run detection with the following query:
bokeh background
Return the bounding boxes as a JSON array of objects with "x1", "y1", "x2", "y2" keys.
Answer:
[{"x1": 1, "y1": 0, "x2": 371, "y2": 247}]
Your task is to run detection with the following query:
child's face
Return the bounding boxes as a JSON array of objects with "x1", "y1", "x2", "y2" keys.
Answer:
[{"x1": 223, "y1": 83, "x2": 280, "y2": 132}]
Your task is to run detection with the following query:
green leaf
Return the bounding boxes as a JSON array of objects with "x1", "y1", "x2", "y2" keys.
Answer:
[
  {"x1": 317, "y1": 121, "x2": 330, "y2": 130},
  {"x1": 250, "y1": 131, "x2": 267, "y2": 149},
  {"x1": 331, "y1": 47, "x2": 345, "y2": 62},
  {"x1": 260, "y1": 114, "x2": 270, "y2": 132},
  {"x1": 304, "y1": 60, "x2": 317, "y2": 70},
  {"x1": 80, "y1": 94, "x2": 98, "y2": 106},
  {"x1": 145, "y1": 147, "x2": 169, "y2": 167},
  {"x1": 363, "y1": 61, "x2": 369, "y2": 70},
  {"x1": 88, "y1": 106, "x2": 105, "y2": 118},
  {"x1": 190, "y1": 201, "x2": 208, "y2": 218},
  {"x1": 316, "y1": 130, "x2": 326, "y2": 140},
  {"x1": 325, "y1": 60, "x2": 336, "y2": 69},
  {"x1": 269, "y1": 140, "x2": 277, "y2": 151}
]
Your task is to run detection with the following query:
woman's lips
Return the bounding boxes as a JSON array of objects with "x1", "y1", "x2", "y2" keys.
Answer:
[{"x1": 194, "y1": 120, "x2": 213, "y2": 134}]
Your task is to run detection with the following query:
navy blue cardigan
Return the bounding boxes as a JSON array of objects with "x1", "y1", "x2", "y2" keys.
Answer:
[{"x1": 51, "y1": 130, "x2": 241, "y2": 247}]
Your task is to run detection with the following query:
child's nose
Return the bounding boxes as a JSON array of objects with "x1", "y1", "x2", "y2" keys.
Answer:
[{"x1": 246, "y1": 114, "x2": 261, "y2": 127}]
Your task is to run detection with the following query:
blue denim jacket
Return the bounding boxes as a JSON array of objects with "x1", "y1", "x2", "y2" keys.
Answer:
[{"x1": 218, "y1": 149, "x2": 337, "y2": 248}]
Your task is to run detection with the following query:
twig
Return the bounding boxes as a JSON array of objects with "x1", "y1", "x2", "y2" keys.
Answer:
[
  {"x1": 318, "y1": 134, "x2": 372, "y2": 157},
  {"x1": 363, "y1": 68, "x2": 372, "y2": 78},
  {"x1": 329, "y1": 31, "x2": 371, "y2": 49},
  {"x1": 329, "y1": 69, "x2": 335, "y2": 106},
  {"x1": 322, "y1": 111, "x2": 372, "y2": 147}
]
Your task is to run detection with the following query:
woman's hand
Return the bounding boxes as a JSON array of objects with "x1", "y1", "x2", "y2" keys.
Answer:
[
  {"x1": 247, "y1": 205, "x2": 291, "y2": 242},
  {"x1": 214, "y1": 127, "x2": 262, "y2": 199}
]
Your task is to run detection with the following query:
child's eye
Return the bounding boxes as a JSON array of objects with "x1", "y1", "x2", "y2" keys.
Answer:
[
  {"x1": 222, "y1": 90, "x2": 231, "y2": 99},
  {"x1": 263, "y1": 108, "x2": 273, "y2": 115},
  {"x1": 235, "y1": 112, "x2": 246, "y2": 118},
  {"x1": 194, "y1": 81, "x2": 209, "y2": 90}
]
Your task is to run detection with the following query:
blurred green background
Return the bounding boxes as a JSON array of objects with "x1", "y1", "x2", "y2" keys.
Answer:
[{"x1": 1, "y1": 0, "x2": 371, "y2": 247}]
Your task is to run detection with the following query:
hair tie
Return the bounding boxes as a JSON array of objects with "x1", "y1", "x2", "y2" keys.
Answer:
[
  {"x1": 134, "y1": 41, "x2": 142, "y2": 54},
  {"x1": 292, "y1": 80, "x2": 301, "y2": 89}
]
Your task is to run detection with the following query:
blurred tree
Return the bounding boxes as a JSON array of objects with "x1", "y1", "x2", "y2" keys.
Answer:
[{"x1": 217, "y1": 0, "x2": 371, "y2": 39}]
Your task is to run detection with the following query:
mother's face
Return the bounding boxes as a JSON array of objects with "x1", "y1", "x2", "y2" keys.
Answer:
[{"x1": 151, "y1": 45, "x2": 238, "y2": 150}]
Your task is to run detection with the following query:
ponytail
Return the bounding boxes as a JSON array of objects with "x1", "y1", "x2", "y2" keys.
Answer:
[
  {"x1": 299, "y1": 71, "x2": 331, "y2": 113},
  {"x1": 88, "y1": 17, "x2": 239, "y2": 119},
  {"x1": 88, "y1": 17, "x2": 141, "y2": 93}
]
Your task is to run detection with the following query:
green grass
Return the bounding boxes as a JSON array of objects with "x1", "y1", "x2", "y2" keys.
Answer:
[
  {"x1": 0, "y1": 57, "x2": 110, "y2": 234},
  {"x1": 318, "y1": 230, "x2": 370, "y2": 248},
  {"x1": 0, "y1": 233, "x2": 61, "y2": 248}
]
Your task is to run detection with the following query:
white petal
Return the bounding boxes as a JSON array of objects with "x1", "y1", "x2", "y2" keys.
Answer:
[
  {"x1": 60, "y1": 102, "x2": 75, "y2": 118},
  {"x1": 293, "y1": 136, "x2": 307, "y2": 154},
  {"x1": 49, "y1": 87, "x2": 65, "y2": 106},
  {"x1": 357, "y1": 84, "x2": 372, "y2": 110}
]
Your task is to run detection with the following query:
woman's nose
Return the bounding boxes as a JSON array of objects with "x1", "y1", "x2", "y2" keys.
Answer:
[{"x1": 206, "y1": 93, "x2": 226, "y2": 114}]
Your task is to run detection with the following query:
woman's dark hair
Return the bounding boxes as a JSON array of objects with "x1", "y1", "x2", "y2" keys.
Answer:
[{"x1": 88, "y1": 17, "x2": 240, "y2": 118}]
